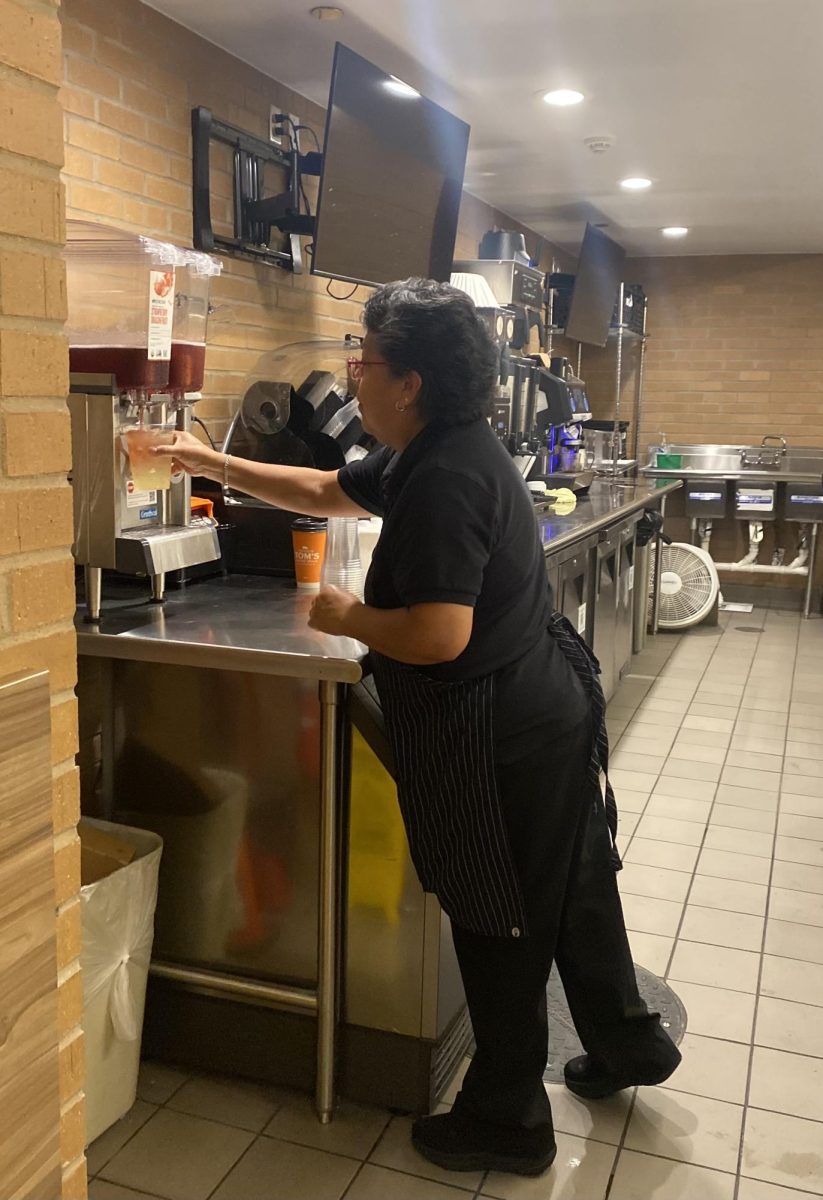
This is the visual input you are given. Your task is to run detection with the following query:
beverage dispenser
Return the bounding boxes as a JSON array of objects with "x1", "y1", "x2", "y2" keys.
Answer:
[{"x1": 65, "y1": 221, "x2": 222, "y2": 620}]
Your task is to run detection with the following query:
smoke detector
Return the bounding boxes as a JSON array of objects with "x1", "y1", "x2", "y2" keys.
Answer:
[{"x1": 583, "y1": 135, "x2": 616, "y2": 154}]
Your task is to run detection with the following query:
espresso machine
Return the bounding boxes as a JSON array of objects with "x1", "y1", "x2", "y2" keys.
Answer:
[
  {"x1": 454, "y1": 228, "x2": 547, "y2": 351},
  {"x1": 65, "y1": 223, "x2": 222, "y2": 620},
  {"x1": 501, "y1": 353, "x2": 594, "y2": 492}
]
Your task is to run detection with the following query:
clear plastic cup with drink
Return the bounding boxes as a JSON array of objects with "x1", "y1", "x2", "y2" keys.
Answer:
[{"x1": 120, "y1": 423, "x2": 177, "y2": 492}]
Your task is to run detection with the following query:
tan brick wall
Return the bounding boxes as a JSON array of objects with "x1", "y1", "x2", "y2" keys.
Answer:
[
  {"x1": 637, "y1": 255, "x2": 823, "y2": 458},
  {"x1": 0, "y1": 0, "x2": 83, "y2": 1196},
  {"x1": 60, "y1": 0, "x2": 556, "y2": 446}
]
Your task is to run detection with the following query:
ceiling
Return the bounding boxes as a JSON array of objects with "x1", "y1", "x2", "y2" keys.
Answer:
[{"x1": 146, "y1": 0, "x2": 823, "y2": 257}]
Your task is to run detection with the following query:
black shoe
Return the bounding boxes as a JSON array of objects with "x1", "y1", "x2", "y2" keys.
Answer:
[
  {"x1": 564, "y1": 1048, "x2": 682, "y2": 1100},
  {"x1": 411, "y1": 1110, "x2": 557, "y2": 1177}
]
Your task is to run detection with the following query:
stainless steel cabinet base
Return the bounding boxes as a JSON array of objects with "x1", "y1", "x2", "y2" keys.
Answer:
[
  {"x1": 78, "y1": 653, "x2": 469, "y2": 1116},
  {"x1": 546, "y1": 515, "x2": 641, "y2": 701},
  {"x1": 141, "y1": 977, "x2": 473, "y2": 1114},
  {"x1": 549, "y1": 536, "x2": 597, "y2": 645}
]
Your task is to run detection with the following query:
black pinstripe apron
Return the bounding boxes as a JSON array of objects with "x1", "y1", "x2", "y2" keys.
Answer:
[
  {"x1": 371, "y1": 652, "x2": 528, "y2": 939},
  {"x1": 370, "y1": 613, "x2": 620, "y2": 941}
]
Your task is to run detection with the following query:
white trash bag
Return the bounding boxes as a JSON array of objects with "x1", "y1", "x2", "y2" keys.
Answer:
[{"x1": 80, "y1": 819, "x2": 162, "y2": 1144}]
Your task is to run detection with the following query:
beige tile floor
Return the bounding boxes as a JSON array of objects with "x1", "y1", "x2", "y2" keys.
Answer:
[{"x1": 88, "y1": 607, "x2": 823, "y2": 1200}]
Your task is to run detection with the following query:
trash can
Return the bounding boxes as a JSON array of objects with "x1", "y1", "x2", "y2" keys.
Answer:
[{"x1": 80, "y1": 818, "x2": 163, "y2": 1145}]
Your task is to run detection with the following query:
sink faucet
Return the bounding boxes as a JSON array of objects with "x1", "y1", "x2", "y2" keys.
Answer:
[{"x1": 761, "y1": 435, "x2": 788, "y2": 455}]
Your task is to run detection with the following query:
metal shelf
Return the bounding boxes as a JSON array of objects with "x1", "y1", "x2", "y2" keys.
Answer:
[
  {"x1": 545, "y1": 282, "x2": 649, "y2": 465},
  {"x1": 547, "y1": 325, "x2": 646, "y2": 342}
]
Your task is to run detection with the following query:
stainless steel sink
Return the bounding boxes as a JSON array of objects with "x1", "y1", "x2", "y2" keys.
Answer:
[{"x1": 642, "y1": 443, "x2": 823, "y2": 483}]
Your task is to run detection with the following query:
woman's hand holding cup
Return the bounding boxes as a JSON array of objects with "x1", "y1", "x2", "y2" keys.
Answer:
[{"x1": 151, "y1": 430, "x2": 222, "y2": 481}]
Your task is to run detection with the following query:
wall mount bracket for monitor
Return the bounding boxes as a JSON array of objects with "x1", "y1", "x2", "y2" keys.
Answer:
[{"x1": 191, "y1": 107, "x2": 322, "y2": 273}]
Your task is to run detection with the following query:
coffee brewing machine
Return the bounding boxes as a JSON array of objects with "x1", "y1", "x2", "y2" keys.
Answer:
[
  {"x1": 506, "y1": 356, "x2": 593, "y2": 491},
  {"x1": 454, "y1": 228, "x2": 546, "y2": 353},
  {"x1": 453, "y1": 231, "x2": 593, "y2": 491},
  {"x1": 65, "y1": 222, "x2": 222, "y2": 620},
  {"x1": 450, "y1": 254, "x2": 593, "y2": 492}
]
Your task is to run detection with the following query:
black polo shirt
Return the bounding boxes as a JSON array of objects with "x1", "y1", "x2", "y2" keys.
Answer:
[{"x1": 338, "y1": 419, "x2": 588, "y2": 744}]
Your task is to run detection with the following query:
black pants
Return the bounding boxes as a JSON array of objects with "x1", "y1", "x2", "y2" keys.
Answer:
[{"x1": 451, "y1": 716, "x2": 677, "y2": 1130}]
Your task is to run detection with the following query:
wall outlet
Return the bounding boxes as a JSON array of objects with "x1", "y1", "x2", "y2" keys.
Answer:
[{"x1": 269, "y1": 107, "x2": 299, "y2": 148}]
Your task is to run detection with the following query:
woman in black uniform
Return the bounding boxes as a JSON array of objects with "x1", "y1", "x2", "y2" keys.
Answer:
[{"x1": 160, "y1": 279, "x2": 680, "y2": 1178}]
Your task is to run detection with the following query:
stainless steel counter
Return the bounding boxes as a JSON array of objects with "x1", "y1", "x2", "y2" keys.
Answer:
[
  {"x1": 76, "y1": 575, "x2": 364, "y2": 683},
  {"x1": 77, "y1": 479, "x2": 679, "y2": 679},
  {"x1": 537, "y1": 478, "x2": 681, "y2": 556},
  {"x1": 643, "y1": 466, "x2": 823, "y2": 483}
]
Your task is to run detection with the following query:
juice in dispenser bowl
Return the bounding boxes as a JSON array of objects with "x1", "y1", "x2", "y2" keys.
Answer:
[
  {"x1": 168, "y1": 250, "x2": 222, "y2": 395},
  {"x1": 65, "y1": 220, "x2": 181, "y2": 395}
]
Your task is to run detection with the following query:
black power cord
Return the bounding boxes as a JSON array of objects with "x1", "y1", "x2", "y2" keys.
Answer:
[
  {"x1": 192, "y1": 415, "x2": 217, "y2": 449},
  {"x1": 273, "y1": 115, "x2": 321, "y2": 156},
  {"x1": 294, "y1": 124, "x2": 321, "y2": 153},
  {"x1": 273, "y1": 114, "x2": 318, "y2": 220},
  {"x1": 326, "y1": 278, "x2": 359, "y2": 301}
]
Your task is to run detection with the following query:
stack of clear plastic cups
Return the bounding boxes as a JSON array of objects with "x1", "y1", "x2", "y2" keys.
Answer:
[{"x1": 321, "y1": 517, "x2": 364, "y2": 598}]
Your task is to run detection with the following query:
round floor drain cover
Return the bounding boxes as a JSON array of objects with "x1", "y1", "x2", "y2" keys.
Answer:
[{"x1": 543, "y1": 964, "x2": 687, "y2": 1083}]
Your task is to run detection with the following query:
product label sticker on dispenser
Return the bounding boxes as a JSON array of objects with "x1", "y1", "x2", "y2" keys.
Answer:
[
  {"x1": 577, "y1": 603, "x2": 587, "y2": 635},
  {"x1": 629, "y1": 565, "x2": 635, "y2": 591},
  {"x1": 126, "y1": 479, "x2": 157, "y2": 509},
  {"x1": 147, "y1": 269, "x2": 175, "y2": 361}
]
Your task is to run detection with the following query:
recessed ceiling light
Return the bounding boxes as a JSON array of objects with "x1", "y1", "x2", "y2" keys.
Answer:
[
  {"x1": 543, "y1": 88, "x2": 585, "y2": 107},
  {"x1": 385, "y1": 76, "x2": 421, "y2": 99},
  {"x1": 310, "y1": 5, "x2": 344, "y2": 18},
  {"x1": 662, "y1": 226, "x2": 689, "y2": 238},
  {"x1": 620, "y1": 176, "x2": 653, "y2": 191},
  {"x1": 478, "y1": 171, "x2": 497, "y2": 177}
]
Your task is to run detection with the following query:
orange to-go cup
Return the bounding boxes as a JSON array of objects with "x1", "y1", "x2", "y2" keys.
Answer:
[{"x1": 291, "y1": 518, "x2": 327, "y2": 589}]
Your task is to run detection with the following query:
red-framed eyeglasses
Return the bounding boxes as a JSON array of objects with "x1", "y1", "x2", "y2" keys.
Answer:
[{"x1": 346, "y1": 356, "x2": 388, "y2": 382}]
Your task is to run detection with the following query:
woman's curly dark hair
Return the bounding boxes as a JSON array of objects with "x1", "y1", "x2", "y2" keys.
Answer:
[{"x1": 362, "y1": 278, "x2": 498, "y2": 426}]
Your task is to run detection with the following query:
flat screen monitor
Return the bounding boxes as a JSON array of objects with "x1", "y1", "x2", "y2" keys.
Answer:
[
  {"x1": 311, "y1": 44, "x2": 470, "y2": 288},
  {"x1": 564, "y1": 224, "x2": 626, "y2": 347}
]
